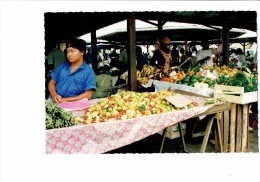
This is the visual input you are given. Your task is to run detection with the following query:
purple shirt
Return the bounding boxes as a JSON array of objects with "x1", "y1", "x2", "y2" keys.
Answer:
[{"x1": 51, "y1": 62, "x2": 96, "y2": 98}]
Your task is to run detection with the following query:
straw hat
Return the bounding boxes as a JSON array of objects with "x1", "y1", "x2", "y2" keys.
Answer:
[{"x1": 160, "y1": 36, "x2": 171, "y2": 44}]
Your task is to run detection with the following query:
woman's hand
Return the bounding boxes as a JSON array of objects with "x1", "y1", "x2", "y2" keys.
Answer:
[{"x1": 52, "y1": 94, "x2": 62, "y2": 103}]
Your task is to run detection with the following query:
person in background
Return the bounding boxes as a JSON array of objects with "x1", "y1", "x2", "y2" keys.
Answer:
[
  {"x1": 109, "y1": 49, "x2": 119, "y2": 68},
  {"x1": 192, "y1": 46, "x2": 198, "y2": 57},
  {"x1": 92, "y1": 65, "x2": 113, "y2": 99},
  {"x1": 229, "y1": 48, "x2": 236, "y2": 58},
  {"x1": 97, "y1": 49, "x2": 104, "y2": 62},
  {"x1": 136, "y1": 46, "x2": 148, "y2": 71},
  {"x1": 85, "y1": 47, "x2": 92, "y2": 65},
  {"x1": 119, "y1": 47, "x2": 128, "y2": 70},
  {"x1": 171, "y1": 43, "x2": 179, "y2": 66},
  {"x1": 216, "y1": 41, "x2": 223, "y2": 67},
  {"x1": 150, "y1": 36, "x2": 172, "y2": 73},
  {"x1": 231, "y1": 48, "x2": 247, "y2": 68},
  {"x1": 48, "y1": 38, "x2": 96, "y2": 103},
  {"x1": 47, "y1": 43, "x2": 66, "y2": 72},
  {"x1": 178, "y1": 51, "x2": 197, "y2": 70},
  {"x1": 196, "y1": 39, "x2": 217, "y2": 66},
  {"x1": 245, "y1": 51, "x2": 251, "y2": 60},
  {"x1": 179, "y1": 47, "x2": 187, "y2": 66},
  {"x1": 45, "y1": 42, "x2": 66, "y2": 99}
]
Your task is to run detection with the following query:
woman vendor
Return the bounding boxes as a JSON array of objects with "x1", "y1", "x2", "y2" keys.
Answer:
[
  {"x1": 48, "y1": 38, "x2": 96, "y2": 103},
  {"x1": 150, "y1": 36, "x2": 173, "y2": 73}
]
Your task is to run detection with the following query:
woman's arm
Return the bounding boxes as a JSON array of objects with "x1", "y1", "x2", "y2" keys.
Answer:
[
  {"x1": 61, "y1": 90, "x2": 94, "y2": 102},
  {"x1": 48, "y1": 78, "x2": 62, "y2": 103}
]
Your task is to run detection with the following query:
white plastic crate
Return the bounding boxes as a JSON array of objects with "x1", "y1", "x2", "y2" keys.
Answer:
[{"x1": 214, "y1": 84, "x2": 258, "y2": 104}]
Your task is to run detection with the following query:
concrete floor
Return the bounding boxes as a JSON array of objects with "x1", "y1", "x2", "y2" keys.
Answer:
[{"x1": 106, "y1": 127, "x2": 259, "y2": 154}]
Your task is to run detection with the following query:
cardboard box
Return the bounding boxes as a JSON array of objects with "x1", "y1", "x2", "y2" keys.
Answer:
[
  {"x1": 214, "y1": 84, "x2": 258, "y2": 104},
  {"x1": 158, "y1": 123, "x2": 186, "y2": 140}
]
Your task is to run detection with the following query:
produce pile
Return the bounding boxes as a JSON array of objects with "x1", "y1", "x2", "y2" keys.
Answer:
[
  {"x1": 74, "y1": 91, "x2": 199, "y2": 125},
  {"x1": 45, "y1": 101, "x2": 74, "y2": 130},
  {"x1": 157, "y1": 64, "x2": 257, "y2": 92},
  {"x1": 137, "y1": 65, "x2": 167, "y2": 85}
]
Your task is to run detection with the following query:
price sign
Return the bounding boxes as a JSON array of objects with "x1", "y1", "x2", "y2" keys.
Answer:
[{"x1": 164, "y1": 94, "x2": 192, "y2": 108}]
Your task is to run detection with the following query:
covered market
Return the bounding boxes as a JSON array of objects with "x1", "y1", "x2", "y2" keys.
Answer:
[{"x1": 44, "y1": 11, "x2": 258, "y2": 154}]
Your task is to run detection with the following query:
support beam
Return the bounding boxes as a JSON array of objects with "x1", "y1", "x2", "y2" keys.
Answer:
[
  {"x1": 222, "y1": 16, "x2": 230, "y2": 66},
  {"x1": 158, "y1": 19, "x2": 163, "y2": 37},
  {"x1": 91, "y1": 29, "x2": 97, "y2": 74},
  {"x1": 127, "y1": 12, "x2": 137, "y2": 91},
  {"x1": 138, "y1": 18, "x2": 158, "y2": 27}
]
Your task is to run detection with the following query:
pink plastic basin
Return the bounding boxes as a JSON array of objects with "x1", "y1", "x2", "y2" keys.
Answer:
[{"x1": 58, "y1": 98, "x2": 89, "y2": 111}]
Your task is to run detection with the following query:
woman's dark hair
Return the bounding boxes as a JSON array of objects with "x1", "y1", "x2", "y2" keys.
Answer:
[
  {"x1": 136, "y1": 46, "x2": 142, "y2": 55},
  {"x1": 186, "y1": 51, "x2": 192, "y2": 57},
  {"x1": 98, "y1": 65, "x2": 110, "y2": 75},
  {"x1": 180, "y1": 47, "x2": 185, "y2": 54},
  {"x1": 66, "y1": 38, "x2": 87, "y2": 54},
  {"x1": 236, "y1": 48, "x2": 243, "y2": 55}
]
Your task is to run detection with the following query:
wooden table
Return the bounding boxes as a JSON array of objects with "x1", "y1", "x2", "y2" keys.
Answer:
[{"x1": 159, "y1": 89, "x2": 232, "y2": 153}]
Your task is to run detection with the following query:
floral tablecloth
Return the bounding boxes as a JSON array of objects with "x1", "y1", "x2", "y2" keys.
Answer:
[{"x1": 46, "y1": 95, "x2": 215, "y2": 154}]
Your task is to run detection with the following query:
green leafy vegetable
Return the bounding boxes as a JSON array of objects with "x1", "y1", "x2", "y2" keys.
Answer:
[{"x1": 45, "y1": 101, "x2": 74, "y2": 130}]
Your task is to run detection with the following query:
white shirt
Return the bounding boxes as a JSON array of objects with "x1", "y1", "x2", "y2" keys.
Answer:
[{"x1": 196, "y1": 49, "x2": 215, "y2": 67}]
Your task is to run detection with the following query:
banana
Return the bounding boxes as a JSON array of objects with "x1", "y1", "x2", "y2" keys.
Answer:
[
  {"x1": 136, "y1": 70, "x2": 141, "y2": 79},
  {"x1": 149, "y1": 74, "x2": 154, "y2": 78},
  {"x1": 159, "y1": 72, "x2": 162, "y2": 78},
  {"x1": 148, "y1": 66, "x2": 154, "y2": 73},
  {"x1": 144, "y1": 68, "x2": 150, "y2": 76}
]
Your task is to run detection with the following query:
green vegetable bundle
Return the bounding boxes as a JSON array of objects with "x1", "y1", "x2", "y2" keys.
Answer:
[
  {"x1": 229, "y1": 71, "x2": 258, "y2": 93},
  {"x1": 45, "y1": 101, "x2": 74, "y2": 130}
]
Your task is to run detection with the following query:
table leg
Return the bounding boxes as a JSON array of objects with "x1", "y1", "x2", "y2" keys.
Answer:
[
  {"x1": 230, "y1": 104, "x2": 237, "y2": 152},
  {"x1": 215, "y1": 114, "x2": 223, "y2": 153},
  {"x1": 242, "y1": 104, "x2": 249, "y2": 152},
  {"x1": 200, "y1": 115, "x2": 214, "y2": 153},
  {"x1": 159, "y1": 128, "x2": 167, "y2": 153},
  {"x1": 178, "y1": 122, "x2": 189, "y2": 153}
]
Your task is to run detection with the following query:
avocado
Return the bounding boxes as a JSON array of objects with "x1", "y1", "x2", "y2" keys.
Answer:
[
  {"x1": 190, "y1": 78, "x2": 198, "y2": 83},
  {"x1": 197, "y1": 77, "x2": 203, "y2": 82}
]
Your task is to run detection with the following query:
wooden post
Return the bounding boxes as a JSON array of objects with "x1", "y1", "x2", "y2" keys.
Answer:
[
  {"x1": 127, "y1": 12, "x2": 137, "y2": 91},
  {"x1": 242, "y1": 104, "x2": 249, "y2": 152},
  {"x1": 236, "y1": 105, "x2": 243, "y2": 152},
  {"x1": 158, "y1": 18, "x2": 163, "y2": 36},
  {"x1": 223, "y1": 110, "x2": 230, "y2": 152},
  {"x1": 230, "y1": 103, "x2": 237, "y2": 152},
  {"x1": 91, "y1": 28, "x2": 97, "y2": 74},
  {"x1": 222, "y1": 15, "x2": 230, "y2": 66}
]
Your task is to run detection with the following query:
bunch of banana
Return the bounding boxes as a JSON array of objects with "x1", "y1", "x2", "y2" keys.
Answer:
[
  {"x1": 216, "y1": 65, "x2": 238, "y2": 76},
  {"x1": 141, "y1": 65, "x2": 154, "y2": 77},
  {"x1": 137, "y1": 64, "x2": 166, "y2": 85}
]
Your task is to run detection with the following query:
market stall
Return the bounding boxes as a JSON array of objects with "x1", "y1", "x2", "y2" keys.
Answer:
[
  {"x1": 44, "y1": 11, "x2": 257, "y2": 154},
  {"x1": 46, "y1": 92, "x2": 223, "y2": 154}
]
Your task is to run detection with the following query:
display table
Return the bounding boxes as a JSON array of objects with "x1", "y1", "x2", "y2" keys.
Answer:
[
  {"x1": 159, "y1": 90, "x2": 231, "y2": 153},
  {"x1": 46, "y1": 95, "x2": 217, "y2": 154}
]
